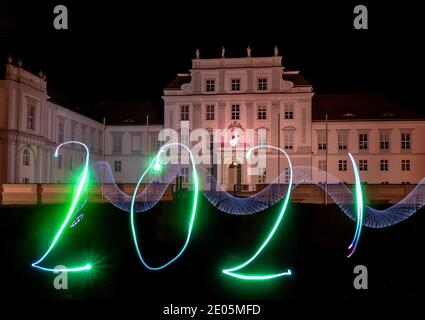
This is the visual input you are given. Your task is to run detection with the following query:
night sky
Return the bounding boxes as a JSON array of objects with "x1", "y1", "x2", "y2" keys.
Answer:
[{"x1": 0, "y1": 0, "x2": 423, "y2": 113}]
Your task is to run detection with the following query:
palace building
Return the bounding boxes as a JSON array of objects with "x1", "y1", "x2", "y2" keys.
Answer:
[{"x1": 1, "y1": 48, "x2": 425, "y2": 190}]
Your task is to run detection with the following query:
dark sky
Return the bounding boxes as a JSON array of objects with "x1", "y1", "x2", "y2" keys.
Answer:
[{"x1": 0, "y1": 0, "x2": 424, "y2": 113}]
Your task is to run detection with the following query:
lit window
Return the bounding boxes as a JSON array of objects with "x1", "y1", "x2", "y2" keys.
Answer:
[
  {"x1": 258, "y1": 167, "x2": 266, "y2": 183},
  {"x1": 380, "y1": 159, "x2": 389, "y2": 171},
  {"x1": 257, "y1": 131, "x2": 267, "y2": 147},
  {"x1": 231, "y1": 104, "x2": 240, "y2": 120},
  {"x1": 180, "y1": 105, "x2": 189, "y2": 121},
  {"x1": 380, "y1": 133, "x2": 390, "y2": 150},
  {"x1": 257, "y1": 78, "x2": 268, "y2": 90},
  {"x1": 231, "y1": 79, "x2": 240, "y2": 91},
  {"x1": 181, "y1": 167, "x2": 189, "y2": 183},
  {"x1": 401, "y1": 159, "x2": 410, "y2": 171},
  {"x1": 284, "y1": 167, "x2": 290, "y2": 183},
  {"x1": 71, "y1": 122, "x2": 77, "y2": 141},
  {"x1": 338, "y1": 133, "x2": 348, "y2": 150},
  {"x1": 257, "y1": 107, "x2": 267, "y2": 120},
  {"x1": 114, "y1": 160, "x2": 122, "y2": 172},
  {"x1": 359, "y1": 133, "x2": 368, "y2": 150},
  {"x1": 112, "y1": 134, "x2": 122, "y2": 153},
  {"x1": 206, "y1": 105, "x2": 215, "y2": 120},
  {"x1": 401, "y1": 133, "x2": 411, "y2": 150},
  {"x1": 338, "y1": 160, "x2": 347, "y2": 171},
  {"x1": 207, "y1": 132, "x2": 214, "y2": 150},
  {"x1": 318, "y1": 160, "x2": 326, "y2": 171},
  {"x1": 57, "y1": 154, "x2": 62, "y2": 169},
  {"x1": 149, "y1": 133, "x2": 161, "y2": 152},
  {"x1": 318, "y1": 133, "x2": 327, "y2": 150},
  {"x1": 284, "y1": 130, "x2": 294, "y2": 150},
  {"x1": 58, "y1": 119, "x2": 65, "y2": 143},
  {"x1": 27, "y1": 103, "x2": 36, "y2": 130},
  {"x1": 23, "y1": 149, "x2": 30, "y2": 166},
  {"x1": 359, "y1": 159, "x2": 368, "y2": 171},
  {"x1": 206, "y1": 79, "x2": 215, "y2": 92},
  {"x1": 181, "y1": 132, "x2": 189, "y2": 146},
  {"x1": 284, "y1": 103, "x2": 294, "y2": 119}
]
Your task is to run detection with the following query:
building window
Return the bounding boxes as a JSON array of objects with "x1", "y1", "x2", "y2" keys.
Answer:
[
  {"x1": 206, "y1": 105, "x2": 215, "y2": 120},
  {"x1": 284, "y1": 131, "x2": 294, "y2": 150},
  {"x1": 91, "y1": 129, "x2": 96, "y2": 150},
  {"x1": 57, "y1": 154, "x2": 62, "y2": 169},
  {"x1": 180, "y1": 105, "x2": 189, "y2": 121},
  {"x1": 359, "y1": 133, "x2": 368, "y2": 150},
  {"x1": 206, "y1": 79, "x2": 215, "y2": 92},
  {"x1": 359, "y1": 159, "x2": 368, "y2": 171},
  {"x1": 231, "y1": 79, "x2": 240, "y2": 91},
  {"x1": 257, "y1": 78, "x2": 268, "y2": 91},
  {"x1": 181, "y1": 167, "x2": 189, "y2": 183},
  {"x1": 27, "y1": 103, "x2": 36, "y2": 130},
  {"x1": 284, "y1": 103, "x2": 294, "y2": 119},
  {"x1": 58, "y1": 119, "x2": 65, "y2": 143},
  {"x1": 181, "y1": 132, "x2": 189, "y2": 146},
  {"x1": 71, "y1": 122, "x2": 77, "y2": 141},
  {"x1": 69, "y1": 156, "x2": 73, "y2": 170},
  {"x1": 284, "y1": 167, "x2": 290, "y2": 183},
  {"x1": 380, "y1": 133, "x2": 390, "y2": 150},
  {"x1": 23, "y1": 149, "x2": 30, "y2": 166},
  {"x1": 257, "y1": 107, "x2": 267, "y2": 120},
  {"x1": 318, "y1": 160, "x2": 326, "y2": 171},
  {"x1": 112, "y1": 134, "x2": 122, "y2": 153},
  {"x1": 318, "y1": 133, "x2": 327, "y2": 150},
  {"x1": 22, "y1": 177, "x2": 29, "y2": 183},
  {"x1": 257, "y1": 131, "x2": 267, "y2": 147},
  {"x1": 401, "y1": 159, "x2": 410, "y2": 171},
  {"x1": 401, "y1": 133, "x2": 411, "y2": 150},
  {"x1": 258, "y1": 167, "x2": 266, "y2": 183},
  {"x1": 114, "y1": 160, "x2": 122, "y2": 172},
  {"x1": 82, "y1": 126, "x2": 87, "y2": 144},
  {"x1": 150, "y1": 133, "x2": 161, "y2": 152},
  {"x1": 338, "y1": 160, "x2": 347, "y2": 171},
  {"x1": 231, "y1": 104, "x2": 240, "y2": 120},
  {"x1": 380, "y1": 159, "x2": 389, "y2": 171},
  {"x1": 207, "y1": 132, "x2": 214, "y2": 150},
  {"x1": 338, "y1": 133, "x2": 348, "y2": 150}
]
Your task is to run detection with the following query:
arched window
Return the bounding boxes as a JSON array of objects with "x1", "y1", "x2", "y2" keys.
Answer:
[{"x1": 23, "y1": 149, "x2": 30, "y2": 166}]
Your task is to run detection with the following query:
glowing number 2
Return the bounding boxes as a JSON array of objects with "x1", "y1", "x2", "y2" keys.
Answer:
[
  {"x1": 31, "y1": 141, "x2": 92, "y2": 272},
  {"x1": 222, "y1": 145, "x2": 293, "y2": 280}
]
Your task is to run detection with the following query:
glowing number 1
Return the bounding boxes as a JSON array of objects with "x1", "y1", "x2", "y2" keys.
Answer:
[{"x1": 31, "y1": 141, "x2": 92, "y2": 272}]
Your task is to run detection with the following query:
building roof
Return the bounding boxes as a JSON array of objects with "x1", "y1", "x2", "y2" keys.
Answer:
[
  {"x1": 164, "y1": 75, "x2": 191, "y2": 90},
  {"x1": 164, "y1": 72, "x2": 311, "y2": 91},
  {"x1": 312, "y1": 93, "x2": 424, "y2": 121},
  {"x1": 283, "y1": 72, "x2": 311, "y2": 86},
  {"x1": 90, "y1": 100, "x2": 163, "y2": 125}
]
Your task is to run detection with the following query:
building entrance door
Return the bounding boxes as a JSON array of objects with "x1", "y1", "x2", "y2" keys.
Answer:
[{"x1": 228, "y1": 162, "x2": 241, "y2": 191}]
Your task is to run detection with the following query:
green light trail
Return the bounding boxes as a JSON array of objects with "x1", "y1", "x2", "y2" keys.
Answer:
[
  {"x1": 222, "y1": 145, "x2": 293, "y2": 280},
  {"x1": 31, "y1": 141, "x2": 92, "y2": 272}
]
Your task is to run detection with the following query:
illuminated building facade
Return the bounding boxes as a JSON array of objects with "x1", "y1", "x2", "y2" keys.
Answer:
[{"x1": 1, "y1": 49, "x2": 425, "y2": 189}]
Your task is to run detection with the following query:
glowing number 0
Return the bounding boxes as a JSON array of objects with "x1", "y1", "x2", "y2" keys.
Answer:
[{"x1": 130, "y1": 143, "x2": 199, "y2": 270}]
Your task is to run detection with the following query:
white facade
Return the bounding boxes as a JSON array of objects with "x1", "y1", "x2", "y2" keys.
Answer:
[
  {"x1": 1, "y1": 50, "x2": 425, "y2": 188},
  {"x1": 312, "y1": 120, "x2": 425, "y2": 185},
  {"x1": 0, "y1": 60, "x2": 162, "y2": 184},
  {"x1": 163, "y1": 53, "x2": 314, "y2": 190}
]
